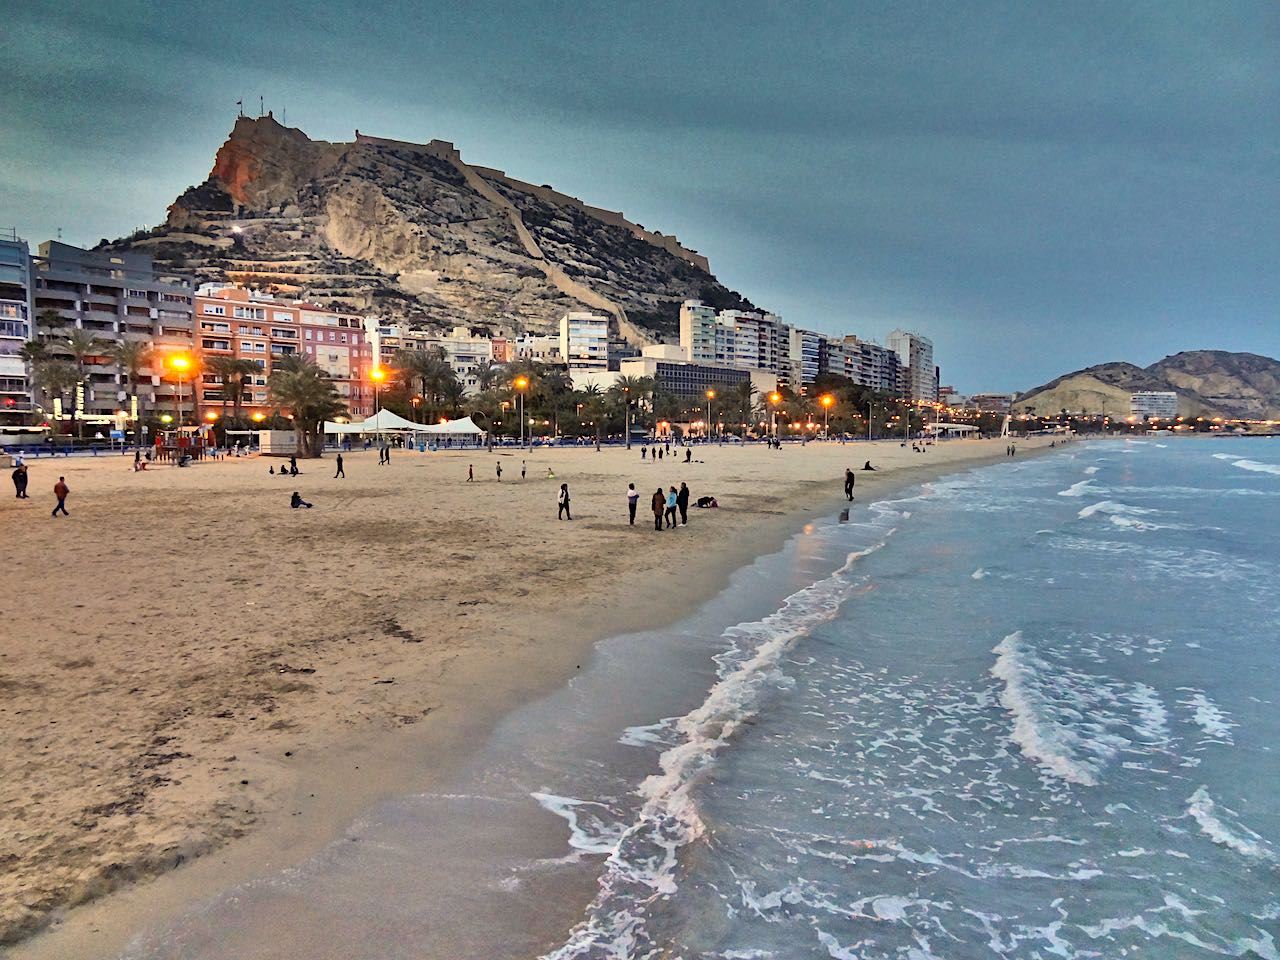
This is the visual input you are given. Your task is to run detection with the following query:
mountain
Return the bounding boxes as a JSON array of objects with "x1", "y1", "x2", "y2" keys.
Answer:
[
  {"x1": 104, "y1": 114, "x2": 759, "y2": 341},
  {"x1": 1016, "y1": 351, "x2": 1280, "y2": 419}
]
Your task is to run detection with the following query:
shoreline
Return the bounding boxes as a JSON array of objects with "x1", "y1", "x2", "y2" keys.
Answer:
[{"x1": 4, "y1": 437, "x2": 1062, "y2": 959}]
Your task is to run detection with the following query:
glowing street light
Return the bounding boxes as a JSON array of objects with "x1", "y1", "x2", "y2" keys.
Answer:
[
  {"x1": 705, "y1": 389, "x2": 716, "y2": 440},
  {"x1": 768, "y1": 390, "x2": 782, "y2": 439},
  {"x1": 513, "y1": 375, "x2": 530, "y2": 450},
  {"x1": 819, "y1": 394, "x2": 834, "y2": 438},
  {"x1": 167, "y1": 353, "x2": 193, "y2": 429}
]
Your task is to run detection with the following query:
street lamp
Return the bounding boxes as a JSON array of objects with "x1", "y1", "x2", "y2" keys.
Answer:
[
  {"x1": 623, "y1": 385, "x2": 631, "y2": 450},
  {"x1": 370, "y1": 366, "x2": 386, "y2": 412},
  {"x1": 168, "y1": 354, "x2": 192, "y2": 430},
  {"x1": 819, "y1": 394, "x2": 834, "y2": 438},
  {"x1": 705, "y1": 389, "x2": 716, "y2": 440},
  {"x1": 513, "y1": 375, "x2": 530, "y2": 450},
  {"x1": 769, "y1": 391, "x2": 782, "y2": 439}
]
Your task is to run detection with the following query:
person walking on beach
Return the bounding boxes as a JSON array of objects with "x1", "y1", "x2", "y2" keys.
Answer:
[
  {"x1": 627, "y1": 482, "x2": 639, "y2": 525},
  {"x1": 12, "y1": 463, "x2": 28, "y2": 499},
  {"x1": 677, "y1": 481, "x2": 690, "y2": 525},
  {"x1": 334, "y1": 453, "x2": 345, "y2": 479},
  {"x1": 651, "y1": 487, "x2": 665, "y2": 531},
  {"x1": 521, "y1": 459, "x2": 526, "y2": 480},
  {"x1": 844, "y1": 468, "x2": 855, "y2": 501},
  {"x1": 665, "y1": 486, "x2": 678, "y2": 528},
  {"x1": 642, "y1": 447, "x2": 647, "y2": 461},
  {"x1": 496, "y1": 461, "x2": 502, "y2": 482},
  {"x1": 51, "y1": 476, "x2": 69, "y2": 517},
  {"x1": 467, "y1": 464, "x2": 474, "y2": 482},
  {"x1": 685, "y1": 448, "x2": 692, "y2": 463},
  {"x1": 558, "y1": 482, "x2": 572, "y2": 520}
]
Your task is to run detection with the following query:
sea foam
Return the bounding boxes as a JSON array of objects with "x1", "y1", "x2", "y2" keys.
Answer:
[{"x1": 542, "y1": 532, "x2": 897, "y2": 958}]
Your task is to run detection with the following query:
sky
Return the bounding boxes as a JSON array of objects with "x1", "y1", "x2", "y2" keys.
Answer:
[{"x1": 3, "y1": 0, "x2": 1277, "y2": 391}]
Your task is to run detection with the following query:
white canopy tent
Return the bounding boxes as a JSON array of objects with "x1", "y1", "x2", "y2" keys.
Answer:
[{"x1": 323, "y1": 410, "x2": 486, "y2": 441}]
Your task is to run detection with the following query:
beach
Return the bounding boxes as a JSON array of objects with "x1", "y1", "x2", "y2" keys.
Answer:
[{"x1": 1, "y1": 435, "x2": 1053, "y2": 957}]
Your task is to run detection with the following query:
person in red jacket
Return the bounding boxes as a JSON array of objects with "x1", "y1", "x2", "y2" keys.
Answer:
[{"x1": 51, "y1": 476, "x2": 70, "y2": 517}]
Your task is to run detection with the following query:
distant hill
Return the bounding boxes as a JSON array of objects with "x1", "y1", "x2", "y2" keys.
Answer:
[
  {"x1": 103, "y1": 115, "x2": 759, "y2": 341},
  {"x1": 1016, "y1": 351, "x2": 1280, "y2": 420}
]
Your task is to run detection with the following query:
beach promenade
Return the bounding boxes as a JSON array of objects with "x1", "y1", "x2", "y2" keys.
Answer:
[{"x1": 1, "y1": 436, "x2": 1055, "y2": 956}]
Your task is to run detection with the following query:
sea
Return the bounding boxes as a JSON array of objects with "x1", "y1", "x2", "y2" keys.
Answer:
[{"x1": 114, "y1": 439, "x2": 1279, "y2": 960}]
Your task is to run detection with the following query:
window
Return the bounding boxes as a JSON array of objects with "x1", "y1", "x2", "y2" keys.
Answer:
[
  {"x1": 161, "y1": 293, "x2": 190, "y2": 304},
  {"x1": 200, "y1": 321, "x2": 231, "y2": 334},
  {"x1": 125, "y1": 288, "x2": 149, "y2": 299},
  {"x1": 202, "y1": 304, "x2": 225, "y2": 316},
  {"x1": 233, "y1": 306, "x2": 265, "y2": 320},
  {"x1": 270, "y1": 327, "x2": 297, "y2": 339},
  {"x1": 340, "y1": 333, "x2": 348, "y2": 344},
  {"x1": 305, "y1": 330, "x2": 312, "y2": 340},
  {"x1": 273, "y1": 311, "x2": 293, "y2": 322},
  {"x1": 201, "y1": 338, "x2": 231, "y2": 351}
]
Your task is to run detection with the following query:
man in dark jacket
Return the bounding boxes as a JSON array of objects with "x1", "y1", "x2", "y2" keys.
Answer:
[{"x1": 677, "y1": 482, "x2": 690, "y2": 525}]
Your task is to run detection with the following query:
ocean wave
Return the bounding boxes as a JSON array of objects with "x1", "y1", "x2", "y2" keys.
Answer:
[
  {"x1": 1077, "y1": 500, "x2": 1155, "y2": 520},
  {"x1": 1057, "y1": 479, "x2": 1096, "y2": 497},
  {"x1": 1180, "y1": 692, "x2": 1237, "y2": 744},
  {"x1": 1226, "y1": 458, "x2": 1280, "y2": 476},
  {"x1": 1083, "y1": 466, "x2": 1100, "y2": 475},
  {"x1": 541, "y1": 534, "x2": 896, "y2": 958},
  {"x1": 532, "y1": 794, "x2": 627, "y2": 858},
  {"x1": 1186, "y1": 787, "x2": 1277, "y2": 864},
  {"x1": 988, "y1": 633, "x2": 1169, "y2": 787}
]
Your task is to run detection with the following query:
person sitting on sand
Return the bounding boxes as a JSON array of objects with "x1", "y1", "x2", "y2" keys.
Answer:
[
  {"x1": 290, "y1": 492, "x2": 313, "y2": 509},
  {"x1": 546, "y1": 466, "x2": 556, "y2": 479},
  {"x1": 862, "y1": 461, "x2": 876, "y2": 471}
]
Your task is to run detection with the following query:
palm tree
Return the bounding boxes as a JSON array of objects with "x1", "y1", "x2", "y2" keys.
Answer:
[
  {"x1": 579, "y1": 384, "x2": 609, "y2": 451},
  {"x1": 473, "y1": 359, "x2": 505, "y2": 392},
  {"x1": 34, "y1": 309, "x2": 68, "y2": 343},
  {"x1": 204, "y1": 355, "x2": 259, "y2": 422},
  {"x1": 268, "y1": 356, "x2": 347, "y2": 457},
  {"x1": 110, "y1": 340, "x2": 154, "y2": 443},
  {"x1": 63, "y1": 329, "x2": 103, "y2": 437},
  {"x1": 34, "y1": 360, "x2": 81, "y2": 431}
]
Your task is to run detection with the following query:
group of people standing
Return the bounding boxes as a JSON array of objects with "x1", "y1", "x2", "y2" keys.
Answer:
[{"x1": 625, "y1": 481, "x2": 691, "y2": 530}]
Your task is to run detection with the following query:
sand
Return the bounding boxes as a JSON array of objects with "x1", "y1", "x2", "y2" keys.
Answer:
[{"x1": 0, "y1": 435, "x2": 1056, "y2": 955}]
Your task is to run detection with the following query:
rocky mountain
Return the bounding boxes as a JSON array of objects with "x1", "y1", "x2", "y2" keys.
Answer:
[
  {"x1": 1016, "y1": 351, "x2": 1280, "y2": 420},
  {"x1": 105, "y1": 114, "x2": 759, "y2": 341}
]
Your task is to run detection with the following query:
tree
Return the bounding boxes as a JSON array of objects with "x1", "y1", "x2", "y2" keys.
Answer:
[
  {"x1": 34, "y1": 360, "x2": 81, "y2": 430},
  {"x1": 110, "y1": 340, "x2": 154, "y2": 441},
  {"x1": 204, "y1": 355, "x2": 259, "y2": 421},
  {"x1": 63, "y1": 329, "x2": 104, "y2": 437},
  {"x1": 34, "y1": 309, "x2": 68, "y2": 342},
  {"x1": 473, "y1": 359, "x2": 505, "y2": 392},
  {"x1": 268, "y1": 356, "x2": 347, "y2": 458}
]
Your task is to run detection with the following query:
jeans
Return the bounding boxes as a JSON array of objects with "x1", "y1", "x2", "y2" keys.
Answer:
[
  {"x1": 628, "y1": 502, "x2": 637, "y2": 524},
  {"x1": 665, "y1": 506, "x2": 676, "y2": 527},
  {"x1": 52, "y1": 497, "x2": 68, "y2": 516}
]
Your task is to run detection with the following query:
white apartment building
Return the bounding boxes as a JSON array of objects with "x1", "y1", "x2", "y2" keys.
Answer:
[
  {"x1": 1130, "y1": 391, "x2": 1178, "y2": 419},
  {"x1": 786, "y1": 327, "x2": 822, "y2": 390},
  {"x1": 887, "y1": 329, "x2": 936, "y2": 401},
  {"x1": 679, "y1": 299, "x2": 736, "y2": 365},
  {"x1": 679, "y1": 301, "x2": 789, "y2": 379},
  {"x1": 559, "y1": 312, "x2": 610, "y2": 372},
  {"x1": 0, "y1": 236, "x2": 33, "y2": 418}
]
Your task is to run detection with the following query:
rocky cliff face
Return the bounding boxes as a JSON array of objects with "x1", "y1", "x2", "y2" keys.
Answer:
[
  {"x1": 1016, "y1": 351, "x2": 1280, "y2": 419},
  {"x1": 108, "y1": 116, "x2": 756, "y2": 339}
]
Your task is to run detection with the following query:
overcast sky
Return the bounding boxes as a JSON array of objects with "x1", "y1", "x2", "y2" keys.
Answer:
[{"x1": 4, "y1": 0, "x2": 1277, "y2": 390}]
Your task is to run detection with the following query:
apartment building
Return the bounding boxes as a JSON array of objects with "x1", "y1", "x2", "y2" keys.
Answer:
[
  {"x1": 32, "y1": 241, "x2": 195, "y2": 420},
  {"x1": 298, "y1": 304, "x2": 375, "y2": 415},
  {"x1": 559, "y1": 312, "x2": 610, "y2": 372},
  {"x1": 786, "y1": 327, "x2": 822, "y2": 390},
  {"x1": 0, "y1": 237, "x2": 34, "y2": 419},
  {"x1": 1130, "y1": 391, "x2": 1178, "y2": 419},
  {"x1": 369, "y1": 323, "x2": 496, "y2": 395},
  {"x1": 194, "y1": 285, "x2": 301, "y2": 417},
  {"x1": 679, "y1": 299, "x2": 733, "y2": 365},
  {"x1": 887, "y1": 329, "x2": 936, "y2": 401}
]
